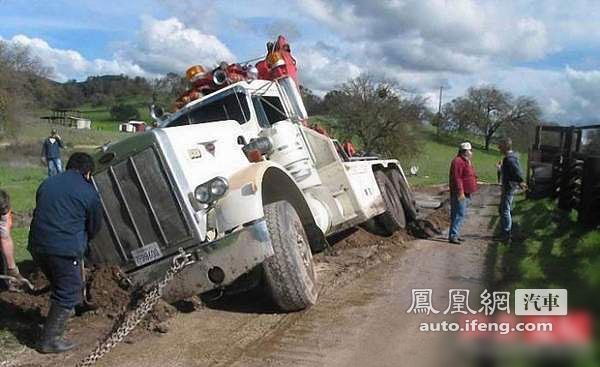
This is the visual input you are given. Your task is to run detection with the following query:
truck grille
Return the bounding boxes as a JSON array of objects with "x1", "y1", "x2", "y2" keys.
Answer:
[{"x1": 89, "y1": 146, "x2": 194, "y2": 269}]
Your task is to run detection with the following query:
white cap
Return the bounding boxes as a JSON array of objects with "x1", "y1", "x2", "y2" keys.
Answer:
[{"x1": 460, "y1": 142, "x2": 472, "y2": 150}]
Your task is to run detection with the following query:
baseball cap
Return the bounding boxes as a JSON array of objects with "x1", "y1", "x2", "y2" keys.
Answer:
[{"x1": 460, "y1": 142, "x2": 472, "y2": 150}]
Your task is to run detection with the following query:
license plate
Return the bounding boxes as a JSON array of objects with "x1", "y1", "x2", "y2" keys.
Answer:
[{"x1": 131, "y1": 242, "x2": 163, "y2": 267}]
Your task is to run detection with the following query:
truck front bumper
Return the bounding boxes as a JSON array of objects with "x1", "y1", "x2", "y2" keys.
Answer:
[{"x1": 128, "y1": 219, "x2": 273, "y2": 302}]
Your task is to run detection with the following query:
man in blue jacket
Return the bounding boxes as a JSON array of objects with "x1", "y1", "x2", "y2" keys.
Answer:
[
  {"x1": 41, "y1": 129, "x2": 64, "y2": 177},
  {"x1": 28, "y1": 152, "x2": 103, "y2": 353},
  {"x1": 498, "y1": 138, "x2": 527, "y2": 242}
]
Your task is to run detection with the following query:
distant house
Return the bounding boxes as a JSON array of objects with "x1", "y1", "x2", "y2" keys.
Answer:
[{"x1": 119, "y1": 120, "x2": 146, "y2": 133}]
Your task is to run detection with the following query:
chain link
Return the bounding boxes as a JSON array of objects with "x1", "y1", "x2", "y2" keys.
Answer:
[{"x1": 77, "y1": 249, "x2": 195, "y2": 367}]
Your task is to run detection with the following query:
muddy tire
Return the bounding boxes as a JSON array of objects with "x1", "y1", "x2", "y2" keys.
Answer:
[
  {"x1": 373, "y1": 170, "x2": 406, "y2": 235},
  {"x1": 262, "y1": 201, "x2": 318, "y2": 311},
  {"x1": 387, "y1": 169, "x2": 417, "y2": 221}
]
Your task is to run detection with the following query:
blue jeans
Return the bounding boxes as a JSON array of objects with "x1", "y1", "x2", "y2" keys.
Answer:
[
  {"x1": 449, "y1": 194, "x2": 470, "y2": 240},
  {"x1": 33, "y1": 253, "x2": 83, "y2": 309},
  {"x1": 47, "y1": 158, "x2": 63, "y2": 176},
  {"x1": 499, "y1": 187, "x2": 515, "y2": 234}
]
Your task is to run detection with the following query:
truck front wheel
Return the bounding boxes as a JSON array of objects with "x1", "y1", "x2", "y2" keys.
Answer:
[{"x1": 262, "y1": 200, "x2": 318, "y2": 311}]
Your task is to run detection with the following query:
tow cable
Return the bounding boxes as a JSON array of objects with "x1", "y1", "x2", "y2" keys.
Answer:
[{"x1": 77, "y1": 248, "x2": 195, "y2": 367}]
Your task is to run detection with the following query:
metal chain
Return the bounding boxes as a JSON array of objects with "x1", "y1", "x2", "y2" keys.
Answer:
[{"x1": 77, "y1": 249, "x2": 195, "y2": 367}]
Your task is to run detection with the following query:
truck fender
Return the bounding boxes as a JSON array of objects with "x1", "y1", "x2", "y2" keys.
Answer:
[{"x1": 222, "y1": 161, "x2": 327, "y2": 252}]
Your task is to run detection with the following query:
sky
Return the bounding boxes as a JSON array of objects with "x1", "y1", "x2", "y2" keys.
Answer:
[{"x1": 1, "y1": 0, "x2": 599, "y2": 125}]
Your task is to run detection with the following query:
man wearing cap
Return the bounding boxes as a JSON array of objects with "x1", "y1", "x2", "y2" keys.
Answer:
[
  {"x1": 448, "y1": 142, "x2": 478, "y2": 244},
  {"x1": 41, "y1": 129, "x2": 64, "y2": 177}
]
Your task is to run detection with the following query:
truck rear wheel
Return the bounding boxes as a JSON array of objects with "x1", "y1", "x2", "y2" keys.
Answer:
[
  {"x1": 373, "y1": 170, "x2": 406, "y2": 235},
  {"x1": 388, "y1": 169, "x2": 417, "y2": 221},
  {"x1": 262, "y1": 200, "x2": 318, "y2": 311}
]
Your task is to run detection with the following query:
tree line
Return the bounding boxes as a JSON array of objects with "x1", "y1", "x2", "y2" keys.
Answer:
[
  {"x1": 301, "y1": 77, "x2": 543, "y2": 156},
  {"x1": 1, "y1": 39, "x2": 550, "y2": 157}
]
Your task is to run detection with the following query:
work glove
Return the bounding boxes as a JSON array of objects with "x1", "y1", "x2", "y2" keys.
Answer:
[{"x1": 6, "y1": 267, "x2": 34, "y2": 292}]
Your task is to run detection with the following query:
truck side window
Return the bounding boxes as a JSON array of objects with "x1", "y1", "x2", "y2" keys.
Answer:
[
  {"x1": 260, "y1": 96, "x2": 287, "y2": 124},
  {"x1": 252, "y1": 96, "x2": 271, "y2": 128},
  {"x1": 168, "y1": 112, "x2": 190, "y2": 127}
]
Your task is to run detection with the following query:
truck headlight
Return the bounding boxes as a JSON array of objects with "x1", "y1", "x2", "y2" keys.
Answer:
[
  {"x1": 210, "y1": 178, "x2": 228, "y2": 196},
  {"x1": 195, "y1": 177, "x2": 229, "y2": 204}
]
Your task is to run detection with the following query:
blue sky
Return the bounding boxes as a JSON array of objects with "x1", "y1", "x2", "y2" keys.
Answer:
[{"x1": 1, "y1": 0, "x2": 600, "y2": 124}]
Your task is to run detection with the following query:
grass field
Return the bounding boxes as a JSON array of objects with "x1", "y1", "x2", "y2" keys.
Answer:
[
  {"x1": 492, "y1": 198, "x2": 600, "y2": 308},
  {"x1": 406, "y1": 127, "x2": 507, "y2": 186},
  {"x1": 77, "y1": 96, "x2": 153, "y2": 132},
  {"x1": 487, "y1": 197, "x2": 600, "y2": 366},
  {"x1": 0, "y1": 165, "x2": 45, "y2": 262}
]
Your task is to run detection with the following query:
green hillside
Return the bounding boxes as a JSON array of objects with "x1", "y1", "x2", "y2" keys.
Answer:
[
  {"x1": 312, "y1": 115, "x2": 506, "y2": 187},
  {"x1": 407, "y1": 127, "x2": 506, "y2": 186}
]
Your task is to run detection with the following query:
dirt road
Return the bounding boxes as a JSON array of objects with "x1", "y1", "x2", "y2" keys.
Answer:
[{"x1": 7, "y1": 186, "x2": 499, "y2": 367}]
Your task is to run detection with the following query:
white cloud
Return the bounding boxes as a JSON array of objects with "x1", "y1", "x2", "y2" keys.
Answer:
[
  {"x1": 430, "y1": 65, "x2": 600, "y2": 124},
  {"x1": 296, "y1": 44, "x2": 362, "y2": 94},
  {"x1": 297, "y1": 0, "x2": 550, "y2": 73},
  {"x1": 8, "y1": 35, "x2": 89, "y2": 80},
  {"x1": 2, "y1": 34, "x2": 150, "y2": 81},
  {"x1": 118, "y1": 16, "x2": 235, "y2": 75},
  {"x1": 1, "y1": 16, "x2": 234, "y2": 82}
]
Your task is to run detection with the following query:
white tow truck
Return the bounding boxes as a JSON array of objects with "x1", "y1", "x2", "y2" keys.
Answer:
[{"x1": 88, "y1": 36, "x2": 417, "y2": 311}]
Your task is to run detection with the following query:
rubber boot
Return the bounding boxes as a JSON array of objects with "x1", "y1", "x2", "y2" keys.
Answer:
[{"x1": 37, "y1": 303, "x2": 77, "y2": 354}]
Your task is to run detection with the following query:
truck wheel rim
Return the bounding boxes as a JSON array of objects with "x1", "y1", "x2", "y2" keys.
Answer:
[{"x1": 296, "y1": 224, "x2": 315, "y2": 282}]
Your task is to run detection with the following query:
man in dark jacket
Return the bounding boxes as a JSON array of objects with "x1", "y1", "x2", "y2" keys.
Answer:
[
  {"x1": 498, "y1": 138, "x2": 527, "y2": 242},
  {"x1": 28, "y1": 152, "x2": 103, "y2": 353},
  {"x1": 41, "y1": 129, "x2": 64, "y2": 177},
  {"x1": 448, "y1": 142, "x2": 478, "y2": 244}
]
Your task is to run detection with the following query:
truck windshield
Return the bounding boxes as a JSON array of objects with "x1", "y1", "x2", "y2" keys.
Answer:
[{"x1": 164, "y1": 89, "x2": 251, "y2": 127}]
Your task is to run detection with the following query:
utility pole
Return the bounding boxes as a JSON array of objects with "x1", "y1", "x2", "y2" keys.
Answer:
[{"x1": 436, "y1": 86, "x2": 443, "y2": 136}]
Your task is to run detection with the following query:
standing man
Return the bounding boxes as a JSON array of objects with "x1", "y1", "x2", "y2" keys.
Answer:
[
  {"x1": 498, "y1": 138, "x2": 527, "y2": 242},
  {"x1": 448, "y1": 142, "x2": 478, "y2": 244},
  {"x1": 0, "y1": 189, "x2": 28, "y2": 290},
  {"x1": 28, "y1": 152, "x2": 103, "y2": 354},
  {"x1": 41, "y1": 129, "x2": 64, "y2": 176}
]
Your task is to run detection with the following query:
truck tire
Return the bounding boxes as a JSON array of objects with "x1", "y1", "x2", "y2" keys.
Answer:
[
  {"x1": 373, "y1": 170, "x2": 406, "y2": 235},
  {"x1": 262, "y1": 200, "x2": 318, "y2": 311},
  {"x1": 388, "y1": 169, "x2": 418, "y2": 221}
]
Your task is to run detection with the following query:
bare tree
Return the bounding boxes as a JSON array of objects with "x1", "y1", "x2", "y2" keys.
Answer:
[
  {"x1": 324, "y1": 75, "x2": 427, "y2": 158},
  {"x1": 442, "y1": 85, "x2": 541, "y2": 149},
  {"x1": 0, "y1": 41, "x2": 53, "y2": 136},
  {"x1": 151, "y1": 72, "x2": 188, "y2": 109}
]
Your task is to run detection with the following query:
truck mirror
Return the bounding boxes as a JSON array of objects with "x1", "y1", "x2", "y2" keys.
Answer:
[{"x1": 150, "y1": 104, "x2": 165, "y2": 120}]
